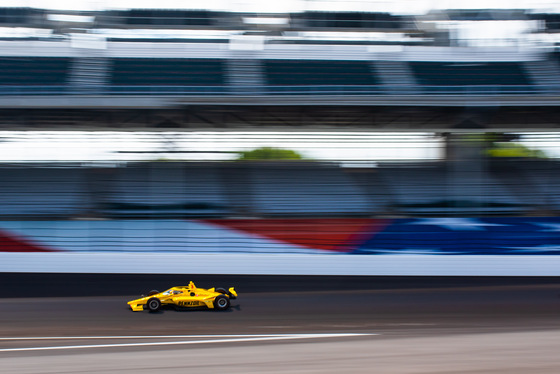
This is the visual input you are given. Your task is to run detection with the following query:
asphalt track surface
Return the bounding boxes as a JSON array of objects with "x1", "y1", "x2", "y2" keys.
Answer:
[{"x1": 1, "y1": 277, "x2": 559, "y2": 373}]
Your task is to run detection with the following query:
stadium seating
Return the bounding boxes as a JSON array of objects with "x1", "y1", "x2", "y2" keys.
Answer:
[
  {"x1": 290, "y1": 11, "x2": 405, "y2": 30},
  {"x1": 248, "y1": 162, "x2": 376, "y2": 216},
  {"x1": 494, "y1": 159, "x2": 560, "y2": 210},
  {"x1": 0, "y1": 56, "x2": 545, "y2": 96},
  {"x1": 99, "y1": 163, "x2": 229, "y2": 217},
  {"x1": 0, "y1": 57, "x2": 70, "y2": 91},
  {"x1": 0, "y1": 161, "x2": 554, "y2": 218},
  {"x1": 442, "y1": 9, "x2": 527, "y2": 21},
  {"x1": 553, "y1": 52, "x2": 560, "y2": 65},
  {"x1": 98, "y1": 9, "x2": 217, "y2": 27},
  {"x1": 109, "y1": 58, "x2": 227, "y2": 93},
  {"x1": 122, "y1": 9, "x2": 214, "y2": 26},
  {"x1": 263, "y1": 60, "x2": 379, "y2": 93},
  {"x1": 530, "y1": 13, "x2": 560, "y2": 32},
  {"x1": 375, "y1": 164, "x2": 525, "y2": 214},
  {"x1": 0, "y1": 167, "x2": 87, "y2": 217},
  {"x1": 0, "y1": 7, "x2": 45, "y2": 25},
  {"x1": 409, "y1": 62, "x2": 534, "y2": 93}
]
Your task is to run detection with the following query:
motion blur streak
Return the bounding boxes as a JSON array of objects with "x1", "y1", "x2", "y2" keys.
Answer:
[{"x1": 2, "y1": 2, "x2": 560, "y2": 374}]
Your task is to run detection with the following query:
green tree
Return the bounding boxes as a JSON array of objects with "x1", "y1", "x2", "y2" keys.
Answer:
[
  {"x1": 237, "y1": 147, "x2": 304, "y2": 161},
  {"x1": 486, "y1": 142, "x2": 547, "y2": 158},
  {"x1": 484, "y1": 133, "x2": 547, "y2": 158}
]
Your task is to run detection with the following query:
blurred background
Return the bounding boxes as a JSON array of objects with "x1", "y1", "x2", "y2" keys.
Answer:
[{"x1": 2, "y1": 0, "x2": 560, "y2": 261}]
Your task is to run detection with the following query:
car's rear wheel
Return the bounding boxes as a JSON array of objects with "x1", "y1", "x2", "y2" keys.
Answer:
[
  {"x1": 147, "y1": 298, "x2": 161, "y2": 312},
  {"x1": 214, "y1": 295, "x2": 230, "y2": 311}
]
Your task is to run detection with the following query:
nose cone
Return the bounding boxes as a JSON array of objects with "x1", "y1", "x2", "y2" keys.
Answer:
[{"x1": 127, "y1": 296, "x2": 147, "y2": 305}]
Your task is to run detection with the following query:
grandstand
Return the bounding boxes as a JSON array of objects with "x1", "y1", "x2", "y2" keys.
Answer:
[
  {"x1": 110, "y1": 58, "x2": 227, "y2": 91},
  {"x1": 373, "y1": 162, "x2": 526, "y2": 215},
  {"x1": 99, "y1": 163, "x2": 229, "y2": 217},
  {"x1": 247, "y1": 162, "x2": 376, "y2": 216},
  {"x1": 409, "y1": 61, "x2": 534, "y2": 93},
  {"x1": 0, "y1": 166, "x2": 88, "y2": 217},
  {"x1": 0, "y1": 57, "x2": 70, "y2": 87},
  {"x1": 0, "y1": 5, "x2": 559, "y2": 221},
  {"x1": 0, "y1": 39, "x2": 558, "y2": 128},
  {"x1": 0, "y1": 159, "x2": 557, "y2": 218}
]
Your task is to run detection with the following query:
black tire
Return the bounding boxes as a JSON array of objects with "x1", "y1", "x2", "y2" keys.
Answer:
[
  {"x1": 147, "y1": 290, "x2": 159, "y2": 296},
  {"x1": 214, "y1": 294, "x2": 230, "y2": 311},
  {"x1": 216, "y1": 287, "x2": 236, "y2": 299},
  {"x1": 147, "y1": 297, "x2": 161, "y2": 312}
]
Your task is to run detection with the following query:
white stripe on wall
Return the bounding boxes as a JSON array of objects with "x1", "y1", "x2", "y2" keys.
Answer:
[{"x1": 0, "y1": 252, "x2": 559, "y2": 276}]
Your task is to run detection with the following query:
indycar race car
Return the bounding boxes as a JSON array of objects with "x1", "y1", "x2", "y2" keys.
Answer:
[{"x1": 127, "y1": 281, "x2": 237, "y2": 312}]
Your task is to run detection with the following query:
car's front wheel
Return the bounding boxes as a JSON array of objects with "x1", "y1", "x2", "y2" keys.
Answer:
[
  {"x1": 147, "y1": 298, "x2": 161, "y2": 312},
  {"x1": 214, "y1": 295, "x2": 230, "y2": 311},
  {"x1": 216, "y1": 287, "x2": 236, "y2": 299}
]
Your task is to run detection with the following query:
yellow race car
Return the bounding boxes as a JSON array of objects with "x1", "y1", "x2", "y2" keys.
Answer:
[{"x1": 128, "y1": 281, "x2": 237, "y2": 312}]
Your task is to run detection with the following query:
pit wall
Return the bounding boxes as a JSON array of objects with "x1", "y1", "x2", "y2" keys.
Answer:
[{"x1": 1, "y1": 218, "x2": 559, "y2": 276}]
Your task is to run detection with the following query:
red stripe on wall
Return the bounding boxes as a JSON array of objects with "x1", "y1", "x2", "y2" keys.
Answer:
[
  {"x1": 204, "y1": 218, "x2": 383, "y2": 252},
  {"x1": 0, "y1": 230, "x2": 56, "y2": 252}
]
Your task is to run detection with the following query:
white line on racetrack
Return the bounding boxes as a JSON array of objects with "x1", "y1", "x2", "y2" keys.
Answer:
[
  {"x1": 0, "y1": 334, "x2": 359, "y2": 340},
  {"x1": 0, "y1": 333, "x2": 377, "y2": 352}
]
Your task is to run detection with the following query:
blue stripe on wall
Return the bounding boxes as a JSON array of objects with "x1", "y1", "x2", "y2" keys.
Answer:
[{"x1": 353, "y1": 217, "x2": 560, "y2": 255}]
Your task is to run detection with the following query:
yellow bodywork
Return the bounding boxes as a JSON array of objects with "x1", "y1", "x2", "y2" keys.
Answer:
[{"x1": 127, "y1": 281, "x2": 237, "y2": 312}]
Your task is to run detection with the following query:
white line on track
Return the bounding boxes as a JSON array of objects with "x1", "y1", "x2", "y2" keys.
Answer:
[
  {"x1": 0, "y1": 334, "x2": 334, "y2": 340},
  {"x1": 0, "y1": 333, "x2": 376, "y2": 353}
]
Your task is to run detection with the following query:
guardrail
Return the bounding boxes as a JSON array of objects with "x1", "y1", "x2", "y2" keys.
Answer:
[{"x1": 0, "y1": 84, "x2": 554, "y2": 96}]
